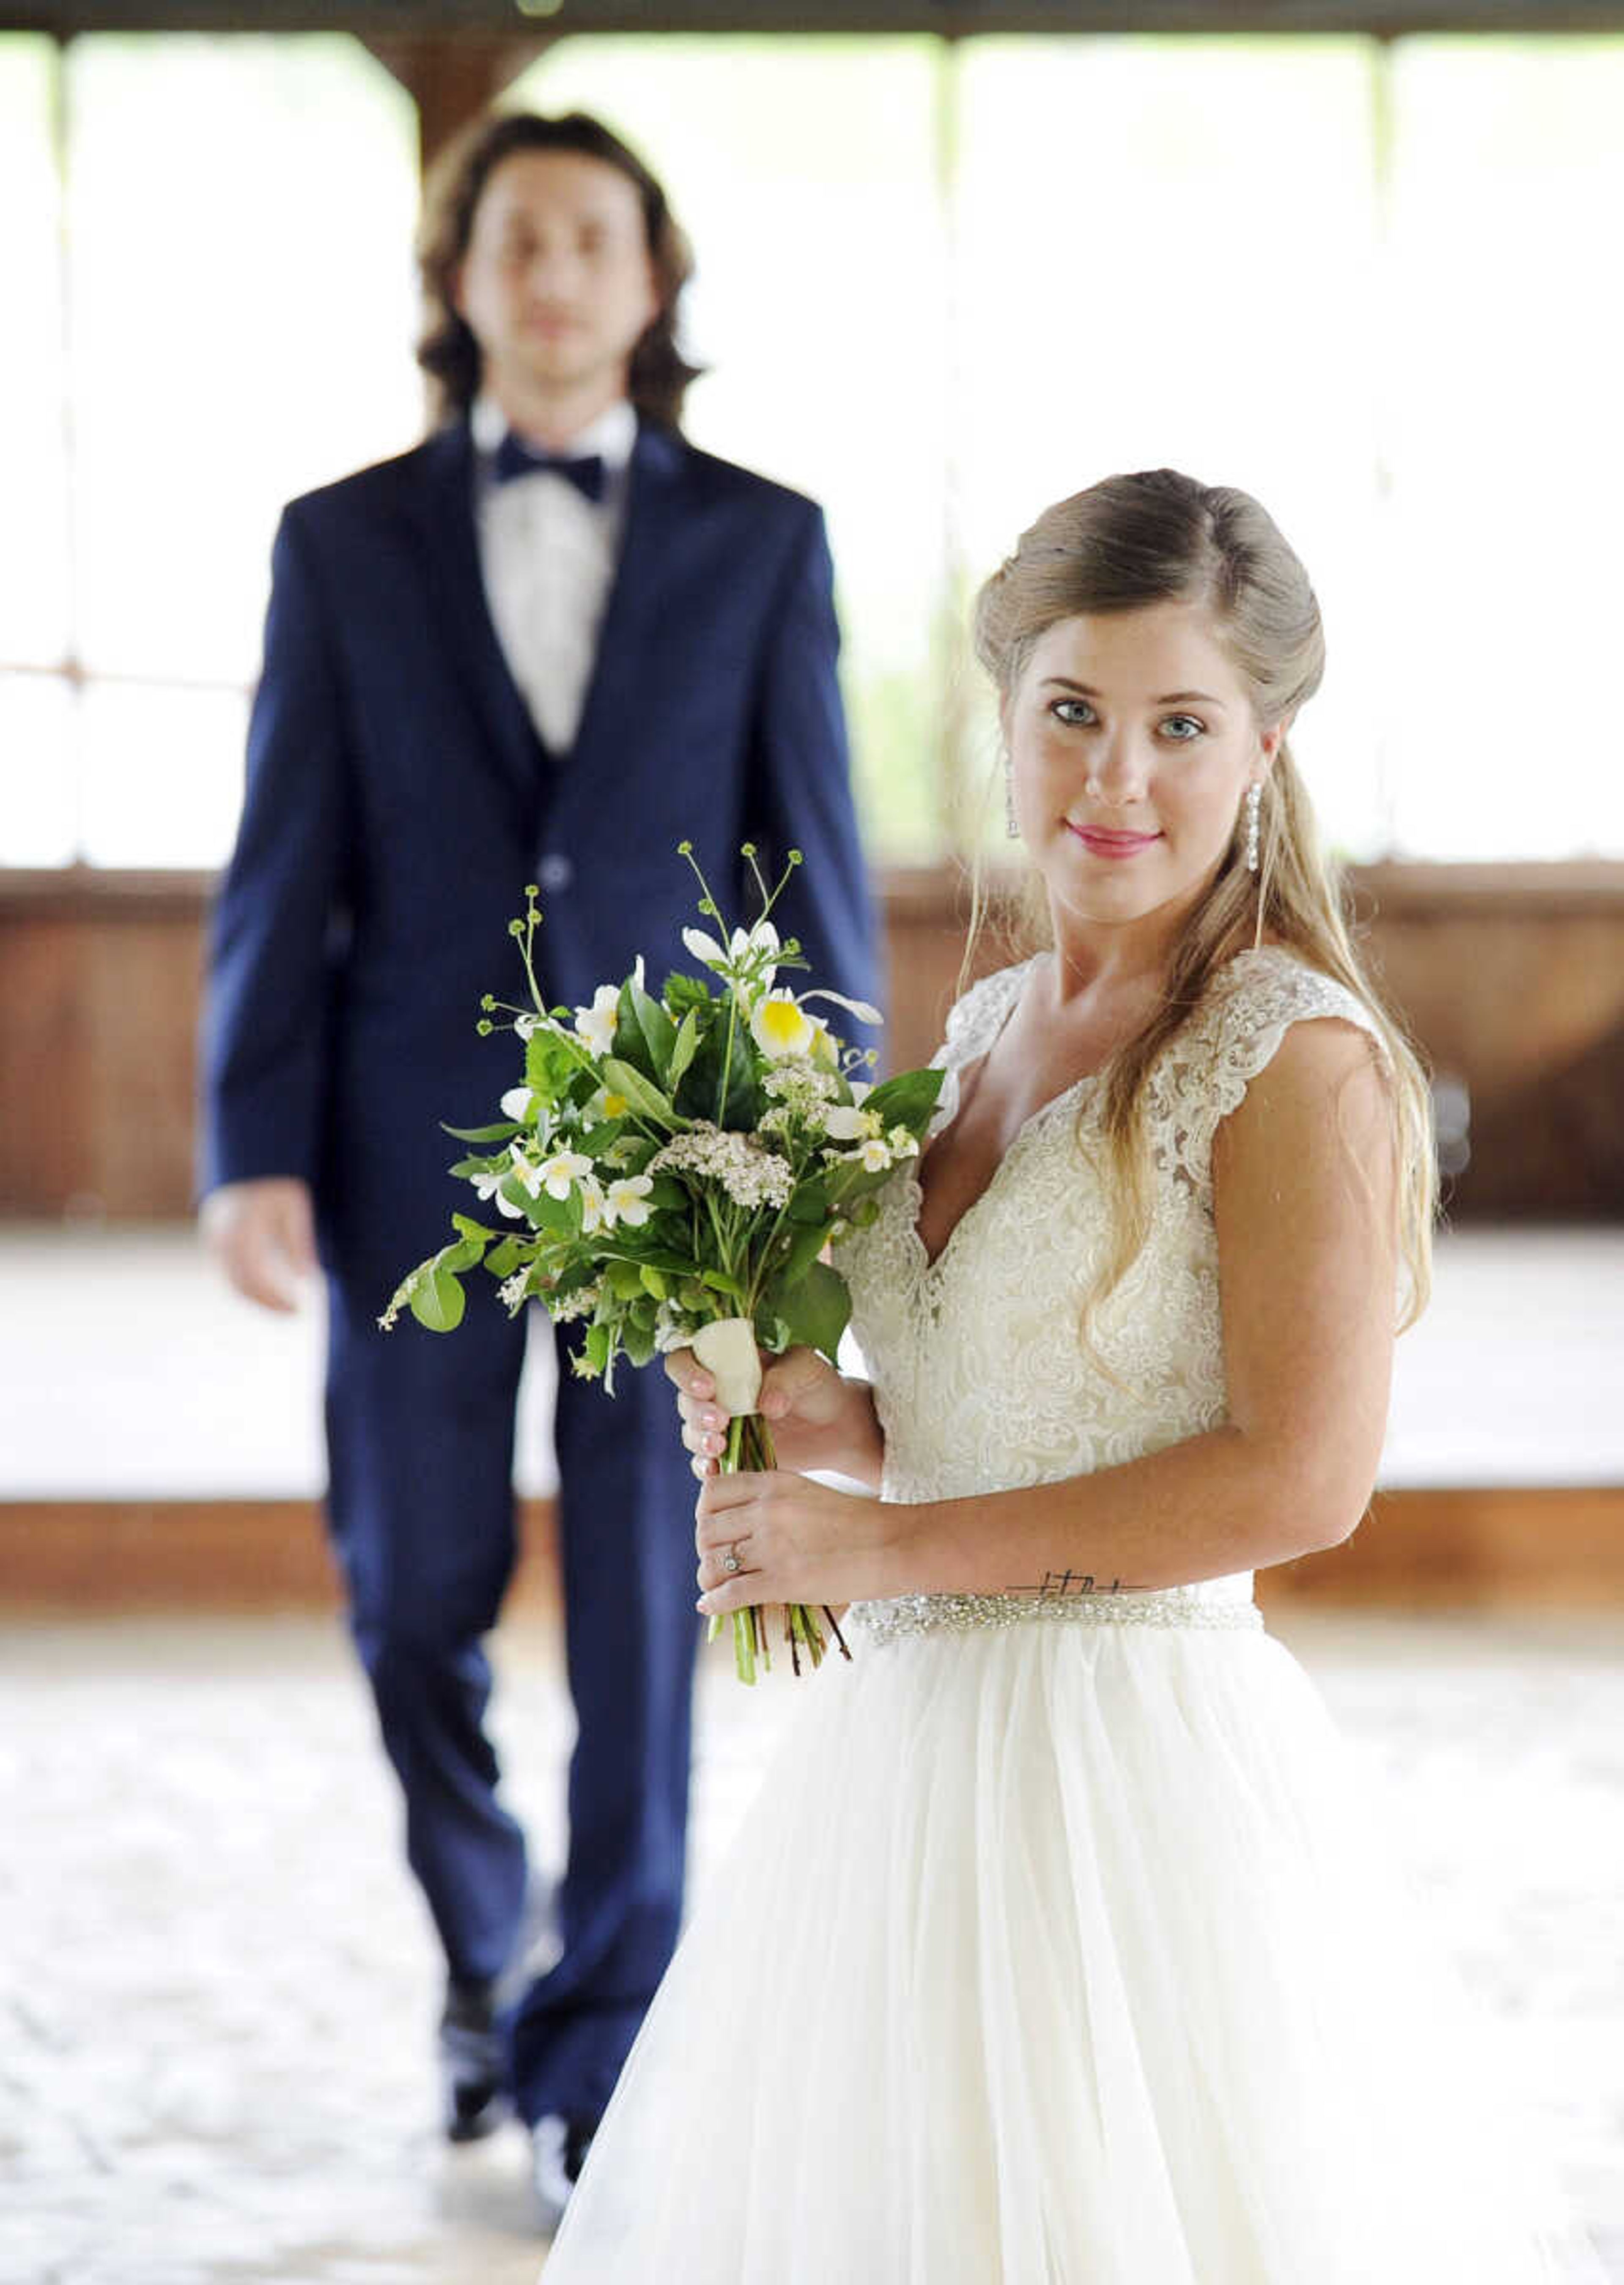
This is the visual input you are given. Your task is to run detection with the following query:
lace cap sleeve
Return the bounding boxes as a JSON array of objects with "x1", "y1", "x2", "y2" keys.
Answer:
[
  {"x1": 925, "y1": 959, "x2": 1033, "y2": 1134},
  {"x1": 1152, "y1": 948, "x2": 1391, "y2": 1198}
]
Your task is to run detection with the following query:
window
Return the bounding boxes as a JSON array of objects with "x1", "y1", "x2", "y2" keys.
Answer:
[
  {"x1": 0, "y1": 32, "x2": 420, "y2": 865},
  {"x1": 5, "y1": 29, "x2": 1621, "y2": 870}
]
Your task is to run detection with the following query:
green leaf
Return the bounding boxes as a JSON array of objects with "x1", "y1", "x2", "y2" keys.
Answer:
[
  {"x1": 701, "y1": 1266, "x2": 745, "y2": 1301},
  {"x1": 764, "y1": 1257, "x2": 850, "y2": 1362},
  {"x1": 526, "y1": 1027, "x2": 582, "y2": 1095},
  {"x1": 862, "y1": 1066, "x2": 946, "y2": 1134},
  {"x1": 439, "y1": 1236, "x2": 486, "y2": 1274},
  {"x1": 606, "y1": 1258, "x2": 645, "y2": 1301},
  {"x1": 484, "y1": 1238, "x2": 525, "y2": 1279},
  {"x1": 441, "y1": 1120, "x2": 521, "y2": 1144},
  {"x1": 612, "y1": 984, "x2": 657, "y2": 1080},
  {"x1": 639, "y1": 1264, "x2": 668, "y2": 1299},
  {"x1": 667, "y1": 1006, "x2": 701, "y2": 1091},
  {"x1": 409, "y1": 1263, "x2": 466, "y2": 1333},
  {"x1": 786, "y1": 1178, "x2": 829, "y2": 1224},
  {"x1": 777, "y1": 1218, "x2": 831, "y2": 1285},
  {"x1": 663, "y1": 972, "x2": 712, "y2": 1018},
  {"x1": 582, "y1": 1321, "x2": 612, "y2": 1376},
  {"x1": 621, "y1": 1313, "x2": 657, "y2": 1368},
  {"x1": 630, "y1": 980, "x2": 678, "y2": 1079},
  {"x1": 601, "y1": 1058, "x2": 677, "y2": 1126},
  {"x1": 451, "y1": 1215, "x2": 497, "y2": 1242}
]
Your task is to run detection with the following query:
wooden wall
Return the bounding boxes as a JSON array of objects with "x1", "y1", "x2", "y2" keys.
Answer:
[{"x1": 3, "y1": 861, "x2": 1623, "y2": 1221}]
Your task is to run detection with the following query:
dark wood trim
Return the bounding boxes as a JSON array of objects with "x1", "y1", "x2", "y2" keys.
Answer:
[
  {"x1": 4, "y1": 1488, "x2": 1620, "y2": 1614},
  {"x1": 0, "y1": 1497, "x2": 560, "y2": 1613},
  {"x1": 11, "y1": 6, "x2": 1624, "y2": 35},
  {"x1": 6, "y1": 859, "x2": 1624, "y2": 926}
]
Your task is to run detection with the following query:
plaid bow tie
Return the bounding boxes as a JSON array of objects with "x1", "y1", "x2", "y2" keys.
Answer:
[{"x1": 491, "y1": 433, "x2": 608, "y2": 503}]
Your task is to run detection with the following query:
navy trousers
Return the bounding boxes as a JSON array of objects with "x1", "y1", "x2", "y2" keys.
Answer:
[{"x1": 324, "y1": 1272, "x2": 702, "y2": 2124}]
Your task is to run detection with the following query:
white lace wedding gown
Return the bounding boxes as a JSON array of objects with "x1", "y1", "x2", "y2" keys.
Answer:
[{"x1": 542, "y1": 948, "x2": 1595, "y2": 2283}]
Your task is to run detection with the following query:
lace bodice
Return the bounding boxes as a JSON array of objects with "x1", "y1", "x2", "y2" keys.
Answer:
[{"x1": 835, "y1": 947, "x2": 1387, "y2": 1637}]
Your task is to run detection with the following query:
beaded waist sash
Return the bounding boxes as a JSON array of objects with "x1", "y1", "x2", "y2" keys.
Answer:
[{"x1": 850, "y1": 1585, "x2": 1264, "y2": 1647}]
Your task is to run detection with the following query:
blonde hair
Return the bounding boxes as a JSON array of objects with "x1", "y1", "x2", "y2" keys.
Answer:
[{"x1": 968, "y1": 469, "x2": 1434, "y2": 1333}]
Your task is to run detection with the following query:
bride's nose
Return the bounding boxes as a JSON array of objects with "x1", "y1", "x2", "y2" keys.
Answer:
[{"x1": 1084, "y1": 732, "x2": 1151, "y2": 808}]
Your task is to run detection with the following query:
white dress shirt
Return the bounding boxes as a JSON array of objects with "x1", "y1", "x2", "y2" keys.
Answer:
[{"x1": 470, "y1": 393, "x2": 637, "y2": 757}]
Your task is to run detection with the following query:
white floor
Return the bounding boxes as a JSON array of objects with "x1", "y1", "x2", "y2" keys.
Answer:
[
  {"x1": 0, "y1": 1609, "x2": 1620, "y2": 2283},
  {"x1": 2, "y1": 1223, "x2": 1622, "y2": 1500}
]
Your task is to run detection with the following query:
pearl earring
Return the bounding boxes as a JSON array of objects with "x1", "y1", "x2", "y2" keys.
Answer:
[{"x1": 1243, "y1": 781, "x2": 1262, "y2": 874}]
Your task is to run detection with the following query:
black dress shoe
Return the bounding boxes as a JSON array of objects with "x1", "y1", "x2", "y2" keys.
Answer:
[
  {"x1": 439, "y1": 1976, "x2": 509, "y2": 2143},
  {"x1": 531, "y1": 2111, "x2": 599, "y2": 2216}
]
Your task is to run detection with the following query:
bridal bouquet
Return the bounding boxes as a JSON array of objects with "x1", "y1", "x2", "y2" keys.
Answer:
[{"x1": 382, "y1": 843, "x2": 943, "y2": 1684}]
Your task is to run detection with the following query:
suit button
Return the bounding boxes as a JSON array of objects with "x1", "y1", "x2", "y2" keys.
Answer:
[{"x1": 538, "y1": 853, "x2": 573, "y2": 891}]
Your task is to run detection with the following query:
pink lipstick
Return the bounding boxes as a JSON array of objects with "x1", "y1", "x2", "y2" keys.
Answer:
[{"x1": 1067, "y1": 824, "x2": 1162, "y2": 859}]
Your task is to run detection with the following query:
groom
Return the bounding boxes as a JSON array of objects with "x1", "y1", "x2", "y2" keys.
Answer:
[{"x1": 199, "y1": 108, "x2": 878, "y2": 2205}]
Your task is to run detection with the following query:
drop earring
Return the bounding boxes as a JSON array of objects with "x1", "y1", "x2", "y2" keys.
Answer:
[
  {"x1": 1004, "y1": 763, "x2": 1020, "y2": 840},
  {"x1": 1243, "y1": 781, "x2": 1262, "y2": 874}
]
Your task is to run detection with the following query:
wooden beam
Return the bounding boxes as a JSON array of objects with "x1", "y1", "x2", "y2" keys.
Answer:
[
  {"x1": 4, "y1": 1489, "x2": 1621, "y2": 1614},
  {"x1": 359, "y1": 32, "x2": 560, "y2": 171},
  {"x1": 13, "y1": 4, "x2": 1624, "y2": 33}
]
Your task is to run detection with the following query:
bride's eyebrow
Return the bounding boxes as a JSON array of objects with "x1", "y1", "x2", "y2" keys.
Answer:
[{"x1": 1040, "y1": 677, "x2": 1229, "y2": 709}]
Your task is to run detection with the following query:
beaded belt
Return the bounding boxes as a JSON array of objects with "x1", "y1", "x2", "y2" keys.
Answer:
[{"x1": 850, "y1": 1586, "x2": 1264, "y2": 1647}]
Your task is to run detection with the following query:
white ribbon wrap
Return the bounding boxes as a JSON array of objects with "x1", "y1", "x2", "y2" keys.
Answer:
[{"x1": 692, "y1": 1316, "x2": 763, "y2": 1417}]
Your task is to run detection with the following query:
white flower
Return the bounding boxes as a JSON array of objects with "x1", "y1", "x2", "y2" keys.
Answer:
[
  {"x1": 534, "y1": 1148, "x2": 595, "y2": 1201},
  {"x1": 749, "y1": 989, "x2": 817, "y2": 1061},
  {"x1": 857, "y1": 1136, "x2": 892, "y2": 1173},
  {"x1": 500, "y1": 1085, "x2": 536, "y2": 1124},
  {"x1": 604, "y1": 1174, "x2": 654, "y2": 1228},
  {"x1": 886, "y1": 1126, "x2": 919, "y2": 1160},
  {"x1": 648, "y1": 1125, "x2": 795, "y2": 1210},
  {"x1": 822, "y1": 1103, "x2": 880, "y2": 1142},
  {"x1": 682, "y1": 919, "x2": 779, "y2": 1005},
  {"x1": 578, "y1": 1173, "x2": 608, "y2": 1234},
  {"x1": 798, "y1": 988, "x2": 882, "y2": 1027},
  {"x1": 573, "y1": 984, "x2": 620, "y2": 1057},
  {"x1": 469, "y1": 1166, "x2": 507, "y2": 1200},
  {"x1": 585, "y1": 1082, "x2": 631, "y2": 1123}
]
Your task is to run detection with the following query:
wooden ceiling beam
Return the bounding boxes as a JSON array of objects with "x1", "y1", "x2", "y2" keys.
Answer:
[
  {"x1": 359, "y1": 32, "x2": 559, "y2": 170},
  {"x1": 13, "y1": 5, "x2": 1624, "y2": 36}
]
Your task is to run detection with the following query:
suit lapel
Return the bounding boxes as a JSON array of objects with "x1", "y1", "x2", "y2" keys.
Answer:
[
  {"x1": 409, "y1": 422, "x2": 549, "y2": 814},
  {"x1": 565, "y1": 422, "x2": 689, "y2": 786}
]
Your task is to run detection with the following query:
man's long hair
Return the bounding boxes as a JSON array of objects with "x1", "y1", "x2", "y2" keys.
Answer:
[{"x1": 416, "y1": 109, "x2": 702, "y2": 432}]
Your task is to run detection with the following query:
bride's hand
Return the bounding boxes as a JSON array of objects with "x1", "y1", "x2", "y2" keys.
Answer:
[
  {"x1": 664, "y1": 1343, "x2": 850, "y2": 1481},
  {"x1": 693, "y1": 1467, "x2": 895, "y2": 1616}
]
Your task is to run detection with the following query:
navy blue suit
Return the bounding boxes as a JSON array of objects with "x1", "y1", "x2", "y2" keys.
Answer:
[{"x1": 202, "y1": 415, "x2": 879, "y2": 2123}]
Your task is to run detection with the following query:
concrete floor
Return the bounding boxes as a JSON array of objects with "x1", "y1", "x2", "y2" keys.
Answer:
[{"x1": 2, "y1": 1609, "x2": 1620, "y2": 2283}]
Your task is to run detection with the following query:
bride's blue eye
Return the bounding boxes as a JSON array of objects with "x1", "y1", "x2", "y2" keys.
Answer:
[
  {"x1": 1159, "y1": 715, "x2": 1205, "y2": 742},
  {"x1": 1051, "y1": 699, "x2": 1097, "y2": 728}
]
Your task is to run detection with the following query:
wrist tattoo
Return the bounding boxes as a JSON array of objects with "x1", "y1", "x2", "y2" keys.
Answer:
[{"x1": 1006, "y1": 1568, "x2": 1147, "y2": 1602}]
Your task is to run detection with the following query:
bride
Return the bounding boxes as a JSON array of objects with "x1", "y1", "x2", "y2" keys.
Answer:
[{"x1": 539, "y1": 469, "x2": 1594, "y2": 2281}]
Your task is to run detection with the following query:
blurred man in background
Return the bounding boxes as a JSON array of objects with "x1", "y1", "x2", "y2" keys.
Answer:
[{"x1": 199, "y1": 107, "x2": 877, "y2": 2217}]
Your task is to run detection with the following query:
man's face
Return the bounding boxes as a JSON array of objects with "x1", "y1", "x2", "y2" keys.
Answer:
[{"x1": 454, "y1": 149, "x2": 660, "y2": 410}]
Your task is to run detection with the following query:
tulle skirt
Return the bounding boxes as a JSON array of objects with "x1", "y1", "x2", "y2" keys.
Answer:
[{"x1": 541, "y1": 1614, "x2": 1597, "y2": 2283}]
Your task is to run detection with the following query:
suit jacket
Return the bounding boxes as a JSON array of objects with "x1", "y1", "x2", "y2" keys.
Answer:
[{"x1": 202, "y1": 417, "x2": 880, "y2": 1283}]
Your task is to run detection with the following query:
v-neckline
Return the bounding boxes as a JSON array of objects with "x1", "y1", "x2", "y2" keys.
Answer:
[{"x1": 904, "y1": 962, "x2": 1103, "y2": 1281}]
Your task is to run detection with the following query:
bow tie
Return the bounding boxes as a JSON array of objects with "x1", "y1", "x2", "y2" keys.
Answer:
[{"x1": 491, "y1": 432, "x2": 608, "y2": 502}]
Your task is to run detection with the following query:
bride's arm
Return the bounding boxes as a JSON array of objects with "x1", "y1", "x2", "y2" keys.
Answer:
[{"x1": 694, "y1": 1017, "x2": 1399, "y2": 1614}]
